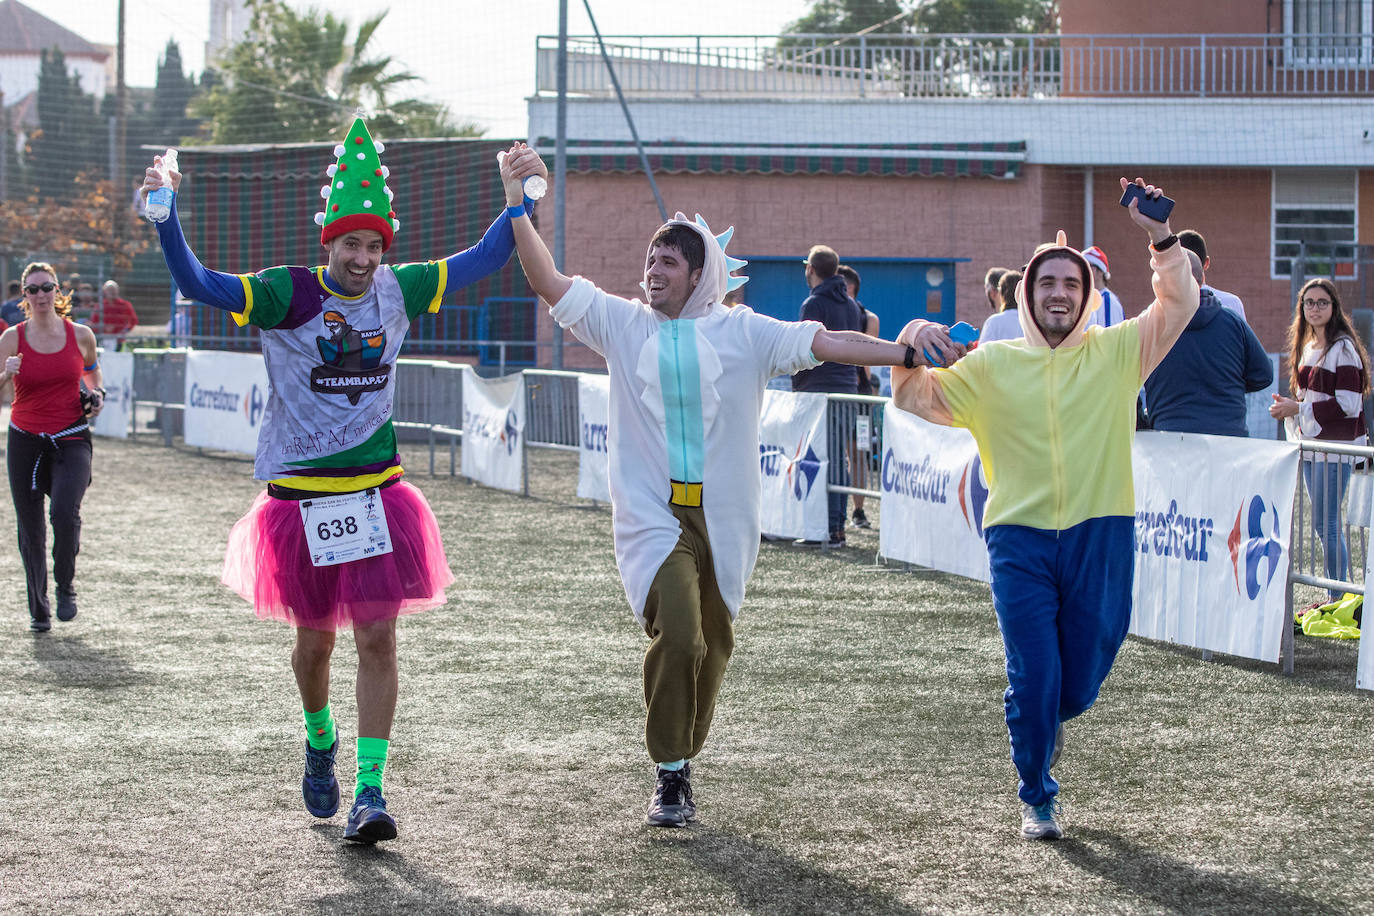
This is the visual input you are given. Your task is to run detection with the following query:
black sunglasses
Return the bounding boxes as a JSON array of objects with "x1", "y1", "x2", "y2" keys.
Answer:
[{"x1": 24, "y1": 282, "x2": 56, "y2": 294}]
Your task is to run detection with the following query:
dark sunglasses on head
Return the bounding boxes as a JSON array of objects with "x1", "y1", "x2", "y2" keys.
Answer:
[{"x1": 24, "y1": 282, "x2": 56, "y2": 294}]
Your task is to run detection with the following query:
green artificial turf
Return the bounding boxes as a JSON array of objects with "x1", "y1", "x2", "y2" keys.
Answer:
[{"x1": 0, "y1": 438, "x2": 1369, "y2": 915}]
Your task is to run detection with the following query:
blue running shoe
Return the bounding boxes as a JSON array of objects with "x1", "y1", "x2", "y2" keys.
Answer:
[
  {"x1": 302, "y1": 739, "x2": 340, "y2": 818},
  {"x1": 344, "y1": 786, "x2": 397, "y2": 844}
]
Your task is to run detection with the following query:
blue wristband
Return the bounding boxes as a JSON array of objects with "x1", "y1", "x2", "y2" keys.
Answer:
[
  {"x1": 506, "y1": 204, "x2": 526, "y2": 220},
  {"x1": 84, "y1": 361, "x2": 99, "y2": 372}
]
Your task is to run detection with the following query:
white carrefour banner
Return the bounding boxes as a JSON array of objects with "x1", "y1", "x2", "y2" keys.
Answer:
[
  {"x1": 577, "y1": 375, "x2": 610, "y2": 502},
  {"x1": 1359, "y1": 490, "x2": 1374, "y2": 691},
  {"x1": 462, "y1": 368, "x2": 524, "y2": 493},
  {"x1": 1129, "y1": 431, "x2": 1299, "y2": 662},
  {"x1": 877, "y1": 404, "x2": 990, "y2": 582},
  {"x1": 91, "y1": 351, "x2": 133, "y2": 439},
  {"x1": 183, "y1": 351, "x2": 269, "y2": 454},
  {"x1": 758, "y1": 390, "x2": 829, "y2": 541}
]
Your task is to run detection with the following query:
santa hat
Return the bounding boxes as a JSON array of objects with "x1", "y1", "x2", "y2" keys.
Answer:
[
  {"x1": 313, "y1": 118, "x2": 399, "y2": 250},
  {"x1": 1082, "y1": 245, "x2": 1110, "y2": 279}
]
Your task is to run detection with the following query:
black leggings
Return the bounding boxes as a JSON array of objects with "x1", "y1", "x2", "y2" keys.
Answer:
[{"x1": 7, "y1": 426, "x2": 91, "y2": 623}]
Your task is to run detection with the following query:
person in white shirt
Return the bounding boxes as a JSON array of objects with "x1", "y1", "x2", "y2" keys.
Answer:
[
  {"x1": 496, "y1": 143, "x2": 963, "y2": 829},
  {"x1": 979, "y1": 270, "x2": 1024, "y2": 344},
  {"x1": 1081, "y1": 246, "x2": 1126, "y2": 327},
  {"x1": 1178, "y1": 230, "x2": 1247, "y2": 323}
]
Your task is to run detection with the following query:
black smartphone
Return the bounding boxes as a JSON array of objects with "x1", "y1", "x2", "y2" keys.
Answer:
[{"x1": 1118, "y1": 183, "x2": 1175, "y2": 223}]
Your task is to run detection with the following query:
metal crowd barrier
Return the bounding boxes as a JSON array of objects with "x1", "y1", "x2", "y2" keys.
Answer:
[{"x1": 125, "y1": 350, "x2": 1370, "y2": 676}]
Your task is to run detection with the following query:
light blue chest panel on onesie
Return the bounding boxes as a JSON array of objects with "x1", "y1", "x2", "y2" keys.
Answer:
[{"x1": 658, "y1": 319, "x2": 705, "y2": 507}]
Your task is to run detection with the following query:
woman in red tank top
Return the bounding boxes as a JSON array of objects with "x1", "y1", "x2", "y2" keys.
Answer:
[{"x1": 0, "y1": 262, "x2": 105, "y2": 631}]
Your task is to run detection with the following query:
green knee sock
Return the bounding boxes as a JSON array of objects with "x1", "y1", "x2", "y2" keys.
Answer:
[
  {"x1": 355, "y1": 736, "x2": 389, "y2": 797},
  {"x1": 303, "y1": 703, "x2": 336, "y2": 750}
]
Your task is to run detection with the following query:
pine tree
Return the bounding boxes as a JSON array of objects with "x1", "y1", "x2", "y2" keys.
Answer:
[{"x1": 30, "y1": 48, "x2": 106, "y2": 199}]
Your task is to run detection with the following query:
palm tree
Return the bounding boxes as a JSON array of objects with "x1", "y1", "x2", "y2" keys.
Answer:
[{"x1": 192, "y1": 0, "x2": 481, "y2": 144}]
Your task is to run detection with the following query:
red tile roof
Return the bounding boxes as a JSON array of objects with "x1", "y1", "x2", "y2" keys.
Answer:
[{"x1": 0, "y1": 0, "x2": 108, "y2": 58}]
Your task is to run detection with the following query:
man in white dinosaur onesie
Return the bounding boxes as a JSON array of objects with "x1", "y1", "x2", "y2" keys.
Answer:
[{"x1": 498, "y1": 146, "x2": 962, "y2": 827}]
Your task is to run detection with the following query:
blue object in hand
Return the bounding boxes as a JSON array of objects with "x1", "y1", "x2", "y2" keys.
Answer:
[{"x1": 923, "y1": 321, "x2": 979, "y2": 367}]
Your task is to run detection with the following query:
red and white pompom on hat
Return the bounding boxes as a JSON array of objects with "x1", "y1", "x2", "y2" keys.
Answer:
[
  {"x1": 1082, "y1": 245, "x2": 1110, "y2": 279},
  {"x1": 313, "y1": 117, "x2": 398, "y2": 250}
]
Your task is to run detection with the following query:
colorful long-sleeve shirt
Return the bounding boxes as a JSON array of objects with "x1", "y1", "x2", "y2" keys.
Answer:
[
  {"x1": 1295, "y1": 336, "x2": 1367, "y2": 445},
  {"x1": 892, "y1": 240, "x2": 1197, "y2": 532},
  {"x1": 154, "y1": 195, "x2": 517, "y2": 489}
]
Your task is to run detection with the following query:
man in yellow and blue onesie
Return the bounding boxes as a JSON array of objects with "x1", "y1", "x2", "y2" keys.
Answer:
[{"x1": 892, "y1": 178, "x2": 1198, "y2": 841}]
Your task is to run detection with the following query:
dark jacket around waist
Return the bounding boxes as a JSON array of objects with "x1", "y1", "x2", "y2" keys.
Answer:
[
  {"x1": 792, "y1": 275, "x2": 862, "y2": 393},
  {"x1": 1143, "y1": 288, "x2": 1273, "y2": 437}
]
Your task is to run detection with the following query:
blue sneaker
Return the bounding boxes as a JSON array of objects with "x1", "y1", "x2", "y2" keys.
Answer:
[
  {"x1": 344, "y1": 786, "x2": 397, "y2": 844},
  {"x1": 302, "y1": 739, "x2": 340, "y2": 818}
]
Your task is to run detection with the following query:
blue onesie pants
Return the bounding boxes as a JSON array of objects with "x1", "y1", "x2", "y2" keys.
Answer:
[{"x1": 985, "y1": 515, "x2": 1135, "y2": 806}]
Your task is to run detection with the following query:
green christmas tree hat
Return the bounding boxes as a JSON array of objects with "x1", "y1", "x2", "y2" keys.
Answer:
[{"x1": 313, "y1": 117, "x2": 399, "y2": 249}]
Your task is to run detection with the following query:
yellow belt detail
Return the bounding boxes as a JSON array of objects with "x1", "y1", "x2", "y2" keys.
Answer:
[{"x1": 669, "y1": 481, "x2": 703, "y2": 507}]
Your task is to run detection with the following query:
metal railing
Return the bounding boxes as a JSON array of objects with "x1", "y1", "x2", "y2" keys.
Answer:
[
  {"x1": 535, "y1": 32, "x2": 1374, "y2": 99},
  {"x1": 123, "y1": 351, "x2": 1369, "y2": 676}
]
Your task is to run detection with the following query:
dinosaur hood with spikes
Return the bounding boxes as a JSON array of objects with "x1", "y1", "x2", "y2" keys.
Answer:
[{"x1": 642, "y1": 212, "x2": 749, "y2": 320}]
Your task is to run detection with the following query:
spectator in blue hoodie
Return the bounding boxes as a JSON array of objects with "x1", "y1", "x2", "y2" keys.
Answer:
[
  {"x1": 1142, "y1": 250, "x2": 1272, "y2": 436},
  {"x1": 793, "y1": 245, "x2": 862, "y2": 547}
]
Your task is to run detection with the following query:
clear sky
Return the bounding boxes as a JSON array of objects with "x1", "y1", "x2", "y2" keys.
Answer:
[{"x1": 33, "y1": 0, "x2": 811, "y2": 137}]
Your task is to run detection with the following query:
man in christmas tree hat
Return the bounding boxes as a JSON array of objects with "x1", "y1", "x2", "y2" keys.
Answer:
[{"x1": 142, "y1": 118, "x2": 546, "y2": 844}]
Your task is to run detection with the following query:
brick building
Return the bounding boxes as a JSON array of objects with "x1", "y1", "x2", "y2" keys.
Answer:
[{"x1": 525, "y1": 1, "x2": 1374, "y2": 362}]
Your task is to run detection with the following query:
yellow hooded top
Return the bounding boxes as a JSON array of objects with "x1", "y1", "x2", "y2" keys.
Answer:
[{"x1": 891, "y1": 234, "x2": 1197, "y2": 531}]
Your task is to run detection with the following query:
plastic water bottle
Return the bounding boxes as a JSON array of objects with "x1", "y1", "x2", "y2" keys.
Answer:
[
  {"x1": 496, "y1": 151, "x2": 546, "y2": 201},
  {"x1": 145, "y1": 148, "x2": 178, "y2": 223}
]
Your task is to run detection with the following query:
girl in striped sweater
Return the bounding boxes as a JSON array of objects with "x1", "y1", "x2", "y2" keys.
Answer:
[{"x1": 1269, "y1": 277, "x2": 1370, "y2": 599}]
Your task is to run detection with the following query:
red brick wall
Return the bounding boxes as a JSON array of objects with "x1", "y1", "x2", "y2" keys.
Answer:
[
  {"x1": 1061, "y1": 0, "x2": 1269, "y2": 35},
  {"x1": 536, "y1": 166, "x2": 1067, "y2": 366},
  {"x1": 532, "y1": 163, "x2": 1359, "y2": 365}
]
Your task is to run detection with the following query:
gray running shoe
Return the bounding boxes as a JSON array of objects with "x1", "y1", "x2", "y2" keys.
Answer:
[
  {"x1": 1020, "y1": 798, "x2": 1064, "y2": 840},
  {"x1": 646, "y1": 765, "x2": 693, "y2": 828}
]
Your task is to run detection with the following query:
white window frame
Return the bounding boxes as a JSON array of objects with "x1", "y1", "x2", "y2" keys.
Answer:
[
  {"x1": 1284, "y1": 0, "x2": 1374, "y2": 66},
  {"x1": 1271, "y1": 169, "x2": 1359, "y2": 280}
]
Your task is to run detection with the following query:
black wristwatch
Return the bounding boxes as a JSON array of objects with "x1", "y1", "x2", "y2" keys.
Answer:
[
  {"x1": 903, "y1": 345, "x2": 917, "y2": 369},
  {"x1": 1152, "y1": 234, "x2": 1179, "y2": 251}
]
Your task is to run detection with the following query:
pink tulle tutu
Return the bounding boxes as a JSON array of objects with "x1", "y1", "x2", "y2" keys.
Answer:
[{"x1": 221, "y1": 479, "x2": 455, "y2": 630}]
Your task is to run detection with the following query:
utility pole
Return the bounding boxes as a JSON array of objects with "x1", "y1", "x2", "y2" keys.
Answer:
[
  {"x1": 553, "y1": 0, "x2": 567, "y2": 369},
  {"x1": 114, "y1": 0, "x2": 128, "y2": 263}
]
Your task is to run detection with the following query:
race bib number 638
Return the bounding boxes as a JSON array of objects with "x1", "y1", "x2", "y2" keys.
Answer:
[{"x1": 300, "y1": 488, "x2": 393, "y2": 567}]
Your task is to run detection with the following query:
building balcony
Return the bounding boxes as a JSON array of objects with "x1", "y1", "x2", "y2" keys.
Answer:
[{"x1": 535, "y1": 32, "x2": 1374, "y2": 100}]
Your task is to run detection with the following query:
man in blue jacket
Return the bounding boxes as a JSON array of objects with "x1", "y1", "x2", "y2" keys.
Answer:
[
  {"x1": 1143, "y1": 250, "x2": 1272, "y2": 436},
  {"x1": 792, "y1": 244, "x2": 863, "y2": 547}
]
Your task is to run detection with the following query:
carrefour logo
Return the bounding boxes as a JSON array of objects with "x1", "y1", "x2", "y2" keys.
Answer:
[
  {"x1": 957, "y1": 454, "x2": 989, "y2": 537},
  {"x1": 581, "y1": 417, "x2": 608, "y2": 453},
  {"x1": 243, "y1": 383, "x2": 265, "y2": 428},
  {"x1": 463, "y1": 408, "x2": 520, "y2": 454},
  {"x1": 759, "y1": 438, "x2": 821, "y2": 501},
  {"x1": 881, "y1": 447, "x2": 951, "y2": 504},
  {"x1": 1133, "y1": 500, "x2": 1214, "y2": 562},
  {"x1": 1228, "y1": 495, "x2": 1283, "y2": 599}
]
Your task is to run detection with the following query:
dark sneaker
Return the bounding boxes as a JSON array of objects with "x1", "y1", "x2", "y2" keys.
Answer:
[
  {"x1": 302, "y1": 739, "x2": 340, "y2": 818},
  {"x1": 825, "y1": 532, "x2": 847, "y2": 549},
  {"x1": 30, "y1": 615, "x2": 51, "y2": 633},
  {"x1": 1050, "y1": 723, "x2": 1065, "y2": 769},
  {"x1": 679, "y1": 761, "x2": 696, "y2": 821},
  {"x1": 851, "y1": 507, "x2": 871, "y2": 529},
  {"x1": 344, "y1": 786, "x2": 397, "y2": 843},
  {"x1": 56, "y1": 588, "x2": 78, "y2": 622},
  {"x1": 1020, "y1": 798, "x2": 1064, "y2": 840},
  {"x1": 646, "y1": 765, "x2": 693, "y2": 828}
]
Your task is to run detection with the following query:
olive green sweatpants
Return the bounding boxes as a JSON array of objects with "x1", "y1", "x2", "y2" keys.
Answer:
[{"x1": 641, "y1": 503, "x2": 735, "y2": 764}]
